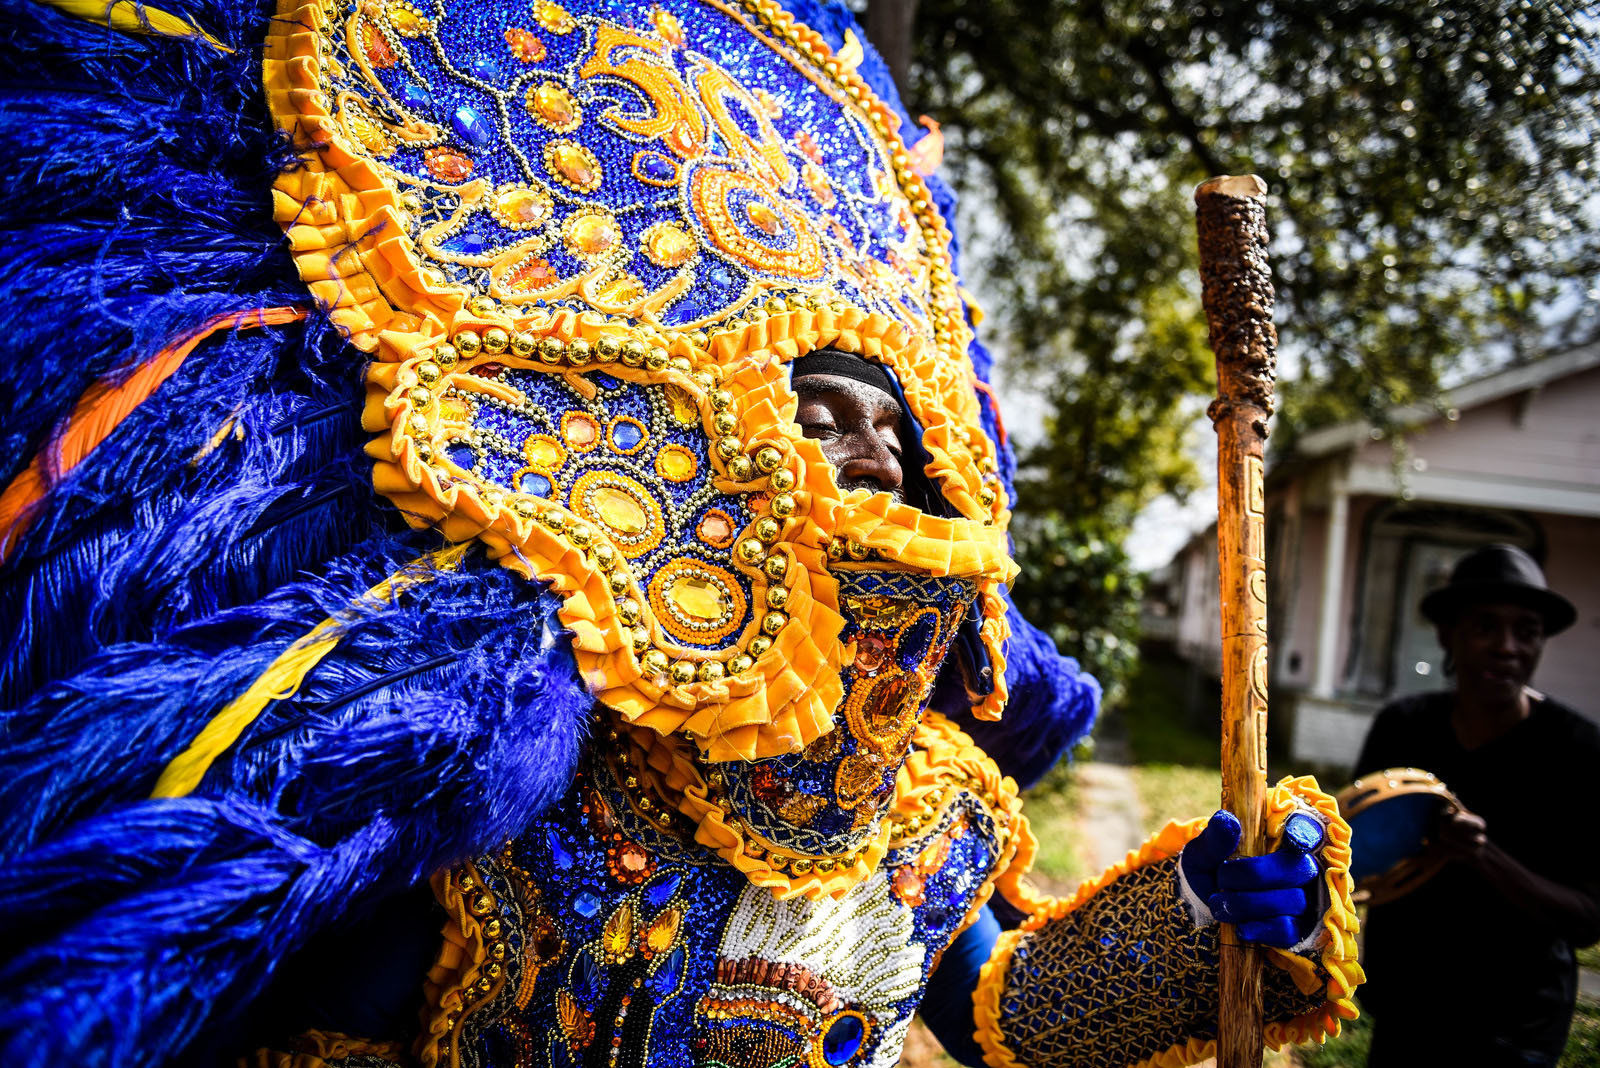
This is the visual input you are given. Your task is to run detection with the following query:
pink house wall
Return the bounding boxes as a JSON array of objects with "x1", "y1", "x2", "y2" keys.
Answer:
[{"x1": 1534, "y1": 512, "x2": 1600, "y2": 705}]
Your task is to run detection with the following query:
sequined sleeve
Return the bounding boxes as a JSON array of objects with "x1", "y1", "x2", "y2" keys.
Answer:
[{"x1": 971, "y1": 777, "x2": 1364, "y2": 1068}]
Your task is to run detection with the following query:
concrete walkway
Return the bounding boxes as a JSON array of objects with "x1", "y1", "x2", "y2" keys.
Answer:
[{"x1": 1072, "y1": 726, "x2": 1147, "y2": 872}]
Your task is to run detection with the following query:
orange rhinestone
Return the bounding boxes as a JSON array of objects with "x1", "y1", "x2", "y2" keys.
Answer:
[
  {"x1": 424, "y1": 147, "x2": 473, "y2": 183},
  {"x1": 567, "y1": 214, "x2": 618, "y2": 256},
  {"x1": 504, "y1": 257, "x2": 556, "y2": 293},
  {"x1": 504, "y1": 26, "x2": 546, "y2": 61},
  {"x1": 746, "y1": 201, "x2": 781, "y2": 236}
]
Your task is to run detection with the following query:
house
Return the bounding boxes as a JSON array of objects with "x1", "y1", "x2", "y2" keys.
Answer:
[{"x1": 1166, "y1": 343, "x2": 1600, "y2": 769}]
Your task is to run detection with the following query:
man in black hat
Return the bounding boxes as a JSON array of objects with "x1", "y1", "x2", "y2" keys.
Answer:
[{"x1": 1355, "y1": 543, "x2": 1600, "y2": 1066}]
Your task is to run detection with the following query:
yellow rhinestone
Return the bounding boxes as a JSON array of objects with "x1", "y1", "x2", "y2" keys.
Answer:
[
  {"x1": 551, "y1": 143, "x2": 599, "y2": 190},
  {"x1": 668, "y1": 573, "x2": 727, "y2": 621},
  {"x1": 593, "y1": 487, "x2": 647, "y2": 535},
  {"x1": 568, "y1": 213, "x2": 616, "y2": 255},
  {"x1": 529, "y1": 82, "x2": 577, "y2": 127},
  {"x1": 496, "y1": 187, "x2": 550, "y2": 226},
  {"x1": 643, "y1": 223, "x2": 695, "y2": 268},
  {"x1": 665, "y1": 385, "x2": 698, "y2": 425},
  {"x1": 527, "y1": 438, "x2": 564, "y2": 470},
  {"x1": 657, "y1": 448, "x2": 697, "y2": 481}
]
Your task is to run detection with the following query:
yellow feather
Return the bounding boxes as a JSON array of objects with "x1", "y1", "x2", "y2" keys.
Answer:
[
  {"x1": 149, "y1": 543, "x2": 472, "y2": 799},
  {"x1": 34, "y1": 0, "x2": 232, "y2": 53}
]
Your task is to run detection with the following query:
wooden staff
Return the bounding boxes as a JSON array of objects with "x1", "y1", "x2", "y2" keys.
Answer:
[{"x1": 1195, "y1": 174, "x2": 1277, "y2": 1068}]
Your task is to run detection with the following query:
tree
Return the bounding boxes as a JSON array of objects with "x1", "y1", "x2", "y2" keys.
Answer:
[{"x1": 865, "y1": 0, "x2": 1600, "y2": 696}]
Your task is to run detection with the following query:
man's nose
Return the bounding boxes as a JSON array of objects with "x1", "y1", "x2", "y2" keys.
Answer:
[{"x1": 829, "y1": 431, "x2": 904, "y2": 495}]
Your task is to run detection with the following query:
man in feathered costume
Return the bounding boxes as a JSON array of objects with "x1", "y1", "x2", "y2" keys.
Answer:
[{"x1": 0, "y1": 2, "x2": 1362, "y2": 1066}]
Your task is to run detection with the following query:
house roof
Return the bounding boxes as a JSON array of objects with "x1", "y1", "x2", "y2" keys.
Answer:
[{"x1": 1290, "y1": 340, "x2": 1600, "y2": 460}]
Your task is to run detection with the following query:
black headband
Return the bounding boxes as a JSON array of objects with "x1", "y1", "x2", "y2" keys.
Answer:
[{"x1": 790, "y1": 350, "x2": 898, "y2": 399}]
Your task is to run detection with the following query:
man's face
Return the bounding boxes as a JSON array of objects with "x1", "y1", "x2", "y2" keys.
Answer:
[
  {"x1": 1442, "y1": 602, "x2": 1545, "y2": 703},
  {"x1": 793, "y1": 373, "x2": 906, "y2": 500}
]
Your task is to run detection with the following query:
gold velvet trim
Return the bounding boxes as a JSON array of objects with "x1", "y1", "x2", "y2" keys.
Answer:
[
  {"x1": 242, "y1": 1031, "x2": 409, "y2": 1068},
  {"x1": 416, "y1": 864, "x2": 511, "y2": 1068}
]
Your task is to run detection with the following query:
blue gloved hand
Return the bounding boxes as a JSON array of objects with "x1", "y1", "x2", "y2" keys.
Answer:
[{"x1": 1178, "y1": 809, "x2": 1326, "y2": 949}]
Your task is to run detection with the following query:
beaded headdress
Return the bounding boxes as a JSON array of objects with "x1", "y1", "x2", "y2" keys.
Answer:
[{"x1": 266, "y1": 0, "x2": 1017, "y2": 762}]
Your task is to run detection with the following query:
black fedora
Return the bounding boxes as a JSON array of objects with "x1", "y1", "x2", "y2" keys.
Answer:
[{"x1": 1420, "y1": 543, "x2": 1577, "y2": 636}]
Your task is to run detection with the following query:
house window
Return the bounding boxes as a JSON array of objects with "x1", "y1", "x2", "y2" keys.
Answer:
[{"x1": 1345, "y1": 502, "x2": 1542, "y2": 698}]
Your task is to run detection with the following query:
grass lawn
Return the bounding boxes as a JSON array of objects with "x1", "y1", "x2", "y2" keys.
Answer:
[{"x1": 1020, "y1": 759, "x2": 1093, "y2": 892}]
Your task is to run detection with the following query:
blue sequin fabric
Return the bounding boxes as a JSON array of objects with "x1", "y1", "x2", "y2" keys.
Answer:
[
  {"x1": 312, "y1": 0, "x2": 948, "y2": 332},
  {"x1": 428, "y1": 718, "x2": 1015, "y2": 1068}
]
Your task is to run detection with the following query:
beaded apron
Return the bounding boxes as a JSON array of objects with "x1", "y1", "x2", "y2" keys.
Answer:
[{"x1": 421, "y1": 712, "x2": 1027, "y2": 1068}]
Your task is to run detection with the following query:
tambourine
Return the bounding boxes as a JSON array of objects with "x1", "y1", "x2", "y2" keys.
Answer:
[{"x1": 1335, "y1": 767, "x2": 1462, "y2": 906}]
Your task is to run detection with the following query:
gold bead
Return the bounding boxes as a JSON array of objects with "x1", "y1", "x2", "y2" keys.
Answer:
[
  {"x1": 399, "y1": 192, "x2": 423, "y2": 213},
  {"x1": 642, "y1": 649, "x2": 668, "y2": 674},
  {"x1": 762, "y1": 555, "x2": 788, "y2": 580},
  {"x1": 769, "y1": 493, "x2": 796, "y2": 518},
  {"x1": 568, "y1": 522, "x2": 593, "y2": 546},
  {"x1": 754, "y1": 517, "x2": 780, "y2": 543},
  {"x1": 712, "y1": 412, "x2": 737, "y2": 435},
  {"x1": 696, "y1": 660, "x2": 726, "y2": 682},
  {"x1": 754, "y1": 446, "x2": 783, "y2": 473},
  {"x1": 408, "y1": 386, "x2": 433, "y2": 409},
  {"x1": 814, "y1": 858, "x2": 835, "y2": 872},
  {"x1": 595, "y1": 336, "x2": 622, "y2": 362},
  {"x1": 727, "y1": 456, "x2": 754, "y2": 481},
  {"x1": 407, "y1": 413, "x2": 429, "y2": 436},
  {"x1": 467, "y1": 295, "x2": 496, "y2": 316},
  {"x1": 826, "y1": 538, "x2": 847, "y2": 561},
  {"x1": 692, "y1": 371, "x2": 716, "y2": 392},
  {"x1": 710, "y1": 389, "x2": 734, "y2": 411},
  {"x1": 644, "y1": 346, "x2": 669, "y2": 371},
  {"x1": 509, "y1": 332, "x2": 535, "y2": 358},
  {"x1": 764, "y1": 296, "x2": 786, "y2": 314},
  {"x1": 538, "y1": 336, "x2": 565, "y2": 364},
  {"x1": 416, "y1": 361, "x2": 442, "y2": 385},
  {"x1": 618, "y1": 598, "x2": 642, "y2": 624},
  {"x1": 790, "y1": 857, "x2": 813, "y2": 874},
  {"x1": 669, "y1": 661, "x2": 695, "y2": 684},
  {"x1": 765, "y1": 587, "x2": 788, "y2": 609},
  {"x1": 748, "y1": 635, "x2": 772, "y2": 656},
  {"x1": 979, "y1": 487, "x2": 997, "y2": 507},
  {"x1": 433, "y1": 343, "x2": 460, "y2": 369},
  {"x1": 688, "y1": 331, "x2": 710, "y2": 349},
  {"x1": 768, "y1": 468, "x2": 796, "y2": 492},
  {"x1": 482, "y1": 328, "x2": 510, "y2": 354},
  {"x1": 736, "y1": 538, "x2": 766, "y2": 564},
  {"x1": 668, "y1": 355, "x2": 692, "y2": 373},
  {"x1": 592, "y1": 543, "x2": 617, "y2": 569},
  {"x1": 728, "y1": 654, "x2": 753, "y2": 674},
  {"x1": 607, "y1": 571, "x2": 630, "y2": 595},
  {"x1": 715, "y1": 437, "x2": 743, "y2": 461},
  {"x1": 453, "y1": 330, "x2": 482, "y2": 357},
  {"x1": 566, "y1": 338, "x2": 593, "y2": 365},
  {"x1": 541, "y1": 509, "x2": 566, "y2": 530},
  {"x1": 513, "y1": 498, "x2": 537, "y2": 518},
  {"x1": 620, "y1": 339, "x2": 647, "y2": 366},
  {"x1": 846, "y1": 539, "x2": 868, "y2": 560},
  {"x1": 761, "y1": 611, "x2": 787, "y2": 636},
  {"x1": 631, "y1": 627, "x2": 651, "y2": 651}
]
